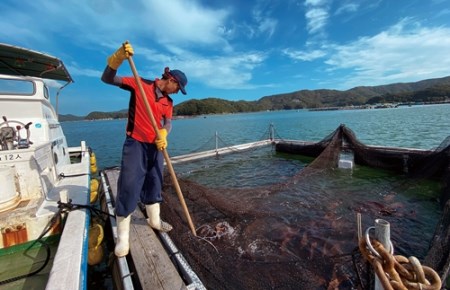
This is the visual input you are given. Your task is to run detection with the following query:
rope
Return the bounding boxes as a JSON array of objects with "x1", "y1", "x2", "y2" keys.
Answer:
[
  {"x1": 359, "y1": 238, "x2": 442, "y2": 290},
  {"x1": 185, "y1": 124, "x2": 276, "y2": 156},
  {"x1": 187, "y1": 134, "x2": 216, "y2": 154},
  {"x1": 57, "y1": 199, "x2": 114, "y2": 222},
  {"x1": 271, "y1": 125, "x2": 287, "y2": 141}
]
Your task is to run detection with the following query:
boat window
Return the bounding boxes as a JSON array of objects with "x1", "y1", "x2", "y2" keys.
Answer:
[
  {"x1": 0, "y1": 79, "x2": 35, "y2": 95},
  {"x1": 44, "y1": 85, "x2": 50, "y2": 99}
]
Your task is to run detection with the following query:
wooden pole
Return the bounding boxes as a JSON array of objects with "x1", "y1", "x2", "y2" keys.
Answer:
[{"x1": 125, "y1": 48, "x2": 196, "y2": 236}]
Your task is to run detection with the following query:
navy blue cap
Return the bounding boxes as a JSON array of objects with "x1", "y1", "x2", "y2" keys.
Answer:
[{"x1": 168, "y1": 69, "x2": 187, "y2": 95}]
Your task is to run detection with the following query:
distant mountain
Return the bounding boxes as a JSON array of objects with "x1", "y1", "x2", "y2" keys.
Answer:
[
  {"x1": 254, "y1": 75, "x2": 450, "y2": 110},
  {"x1": 58, "y1": 114, "x2": 85, "y2": 122},
  {"x1": 59, "y1": 75, "x2": 450, "y2": 121},
  {"x1": 84, "y1": 109, "x2": 128, "y2": 120},
  {"x1": 59, "y1": 109, "x2": 128, "y2": 122}
]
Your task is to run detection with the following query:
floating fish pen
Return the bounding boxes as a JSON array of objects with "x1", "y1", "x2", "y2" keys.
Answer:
[{"x1": 159, "y1": 124, "x2": 449, "y2": 289}]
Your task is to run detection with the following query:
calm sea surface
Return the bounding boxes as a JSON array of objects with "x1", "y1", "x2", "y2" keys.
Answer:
[{"x1": 63, "y1": 104, "x2": 450, "y2": 170}]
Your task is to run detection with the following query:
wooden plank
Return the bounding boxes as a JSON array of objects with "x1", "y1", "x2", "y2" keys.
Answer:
[
  {"x1": 103, "y1": 168, "x2": 187, "y2": 290},
  {"x1": 129, "y1": 208, "x2": 186, "y2": 290}
]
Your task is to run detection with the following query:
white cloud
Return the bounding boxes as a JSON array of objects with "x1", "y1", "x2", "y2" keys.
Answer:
[
  {"x1": 305, "y1": 8, "x2": 329, "y2": 34},
  {"x1": 0, "y1": 0, "x2": 232, "y2": 50},
  {"x1": 138, "y1": 0, "x2": 231, "y2": 47},
  {"x1": 282, "y1": 48, "x2": 326, "y2": 61},
  {"x1": 250, "y1": 1, "x2": 279, "y2": 39},
  {"x1": 180, "y1": 51, "x2": 268, "y2": 90},
  {"x1": 3, "y1": 0, "x2": 449, "y2": 104},
  {"x1": 67, "y1": 65, "x2": 102, "y2": 78},
  {"x1": 305, "y1": 0, "x2": 328, "y2": 5},
  {"x1": 303, "y1": 0, "x2": 331, "y2": 35},
  {"x1": 324, "y1": 20, "x2": 450, "y2": 88},
  {"x1": 122, "y1": 43, "x2": 267, "y2": 90},
  {"x1": 335, "y1": 3, "x2": 359, "y2": 15},
  {"x1": 258, "y1": 18, "x2": 278, "y2": 38}
]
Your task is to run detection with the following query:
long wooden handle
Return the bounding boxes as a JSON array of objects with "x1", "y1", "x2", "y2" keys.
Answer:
[{"x1": 126, "y1": 51, "x2": 196, "y2": 236}]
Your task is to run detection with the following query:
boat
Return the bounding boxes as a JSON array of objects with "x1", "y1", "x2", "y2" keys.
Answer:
[{"x1": 0, "y1": 43, "x2": 98, "y2": 289}]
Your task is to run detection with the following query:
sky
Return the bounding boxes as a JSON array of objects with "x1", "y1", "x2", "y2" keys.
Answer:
[{"x1": 1, "y1": 0, "x2": 450, "y2": 116}]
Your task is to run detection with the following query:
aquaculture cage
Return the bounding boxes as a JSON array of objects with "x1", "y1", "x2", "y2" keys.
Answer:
[{"x1": 160, "y1": 124, "x2": 450, "y2": 289}]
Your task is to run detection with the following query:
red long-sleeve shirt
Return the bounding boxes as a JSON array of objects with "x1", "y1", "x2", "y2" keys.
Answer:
[{"x1": 121, "y1": 77, "x2": 173, "y2": 143}]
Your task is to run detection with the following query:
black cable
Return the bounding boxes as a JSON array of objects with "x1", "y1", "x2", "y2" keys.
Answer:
[
  {"x1": 0, "y1": 240, "x2": 52, "y2": 285},
  {"x1": 0, "y1": 209, "x2": 62, "y2": 285},
  {"x1": 0, "y1": 197, "x2": 116, "y2": 285},
  {"x1": 59, "y1": 172, "x2": 89, "y2": 178},
  {"x1": 57, "y1": 200, "x2": 114, "y2": 222}
]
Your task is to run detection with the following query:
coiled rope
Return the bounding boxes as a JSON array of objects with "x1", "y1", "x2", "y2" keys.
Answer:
[{"x1": 359, "y1": 236, "x2": 441, "y2": 290}]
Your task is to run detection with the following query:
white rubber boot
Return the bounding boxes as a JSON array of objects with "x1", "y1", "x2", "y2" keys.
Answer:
[
  {"x1": 115, "y1": 215, "x2": 131, "y2": 257},
  {"x1": 146, "y1": 203, "x2": 173, "y2": 232}
]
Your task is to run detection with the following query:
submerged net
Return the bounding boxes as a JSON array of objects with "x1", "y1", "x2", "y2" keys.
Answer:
[{"x1": 161, "y1": 124, "x2": 450, "y2": 289}]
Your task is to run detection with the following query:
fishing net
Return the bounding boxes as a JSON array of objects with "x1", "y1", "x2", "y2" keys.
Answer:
[{"x1": 160, "y1": 124, "x2": 450, "y2": 289}]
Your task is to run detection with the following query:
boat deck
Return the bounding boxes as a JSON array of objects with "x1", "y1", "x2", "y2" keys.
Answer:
[{"x1": 101, "y1": 168, "x2": 204, "y2": 290}]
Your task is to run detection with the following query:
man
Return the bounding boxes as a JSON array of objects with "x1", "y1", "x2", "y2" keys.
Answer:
[{"x1": 101, "y1": 42, "x2": 188, "y2": 257}]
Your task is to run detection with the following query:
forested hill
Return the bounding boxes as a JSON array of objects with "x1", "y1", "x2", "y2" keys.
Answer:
[
  {"x1": 255, "y1": 75, "x2": 450, "y2": 111},
  {"x1": 175, "y1": 76, "x2": 450, "y2": 115},
  {"x1": 59, "y1": 75, "x2": 450, "y2": 121}
]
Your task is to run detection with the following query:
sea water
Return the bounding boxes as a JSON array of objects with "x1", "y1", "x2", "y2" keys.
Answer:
[{"x1": 63, "y1": 104, "x2": 450, "y2": 170}]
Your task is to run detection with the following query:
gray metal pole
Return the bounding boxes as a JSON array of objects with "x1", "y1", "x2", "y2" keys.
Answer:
[
  {"x1": 374, "y1": 218, "x2": 391, "y2": 290},
  {"x1": 215, "y1": 131, "x2": 219, "y2": 158}
]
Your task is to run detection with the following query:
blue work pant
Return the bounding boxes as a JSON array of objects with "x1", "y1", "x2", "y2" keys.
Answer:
[{"x1": 115, "y1": 136, "x2": 164, "y2": 217}]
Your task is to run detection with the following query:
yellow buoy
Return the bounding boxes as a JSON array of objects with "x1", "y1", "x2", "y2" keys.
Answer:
[
  {"x1": 88, "y1": 223, "x2": 104, "y2": 266},
  {"x1": 90, "y1": 179, "x2": 99, "y2": 203},
  {"x1": 90, "y1": 152, "x2": 97, "y2": 174}
]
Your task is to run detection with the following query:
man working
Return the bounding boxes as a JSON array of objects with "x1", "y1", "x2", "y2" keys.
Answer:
[{"x1": 101, "y1": 42, "x2": 188, "y2": 257}]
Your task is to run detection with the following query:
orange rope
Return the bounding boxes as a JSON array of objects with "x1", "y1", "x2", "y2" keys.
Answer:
[{"x1": 359, "y1": 238, "x2": 441, "y2": 290}]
